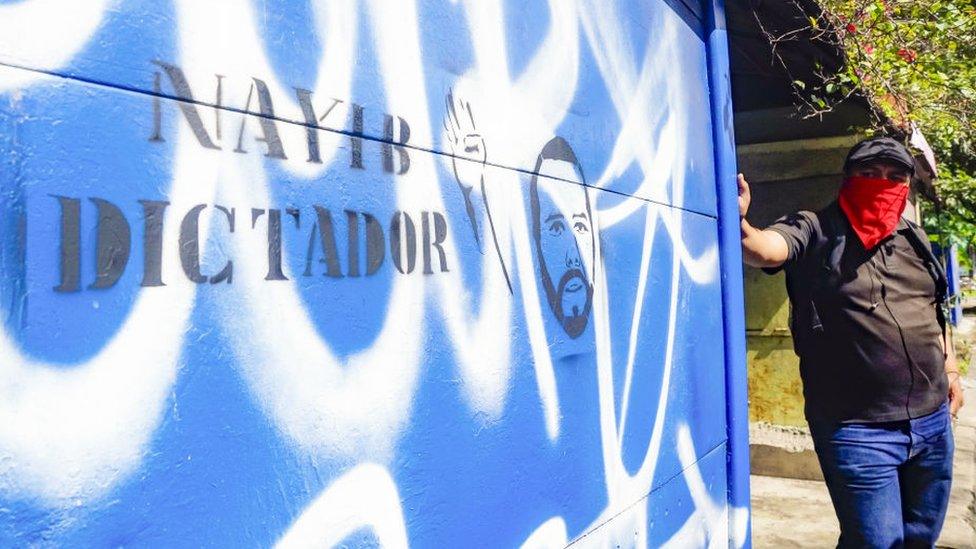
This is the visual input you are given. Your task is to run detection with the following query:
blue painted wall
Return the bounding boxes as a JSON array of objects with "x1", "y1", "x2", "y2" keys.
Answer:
[
  {"x1": 0, "y1": 0, "x2": 748, "y2": 546},
  {"x1": 933, "y1": 241, "x2": 963, "y2": 326}
]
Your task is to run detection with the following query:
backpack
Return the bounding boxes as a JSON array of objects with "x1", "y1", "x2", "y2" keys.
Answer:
[{"x1": 788, "y1": 202, "x2": 949, "y2": 358}]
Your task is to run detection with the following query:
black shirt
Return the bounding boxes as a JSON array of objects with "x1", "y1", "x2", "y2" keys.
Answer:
[{"x1": 765, "y1": 206, "x2": 947, "y2": 423}]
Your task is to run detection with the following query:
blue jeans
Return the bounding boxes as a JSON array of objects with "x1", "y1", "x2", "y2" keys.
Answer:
[{"x1": 809, "y1": 403, "x2": 954, "y2": 548}]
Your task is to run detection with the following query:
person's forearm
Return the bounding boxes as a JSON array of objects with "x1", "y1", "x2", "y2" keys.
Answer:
[
  {"x1": 736, "y1": 173, "x2": 788, "y2": 268},
  {"x1": 944, "y1": 327, "x2": 965, "y2": 415},
  {"x1": 740, "y1": 218, "x2": 786, "y2": 269},
  {"x1": 944, "y1": 331, "x2": 959, "y2": 376}
]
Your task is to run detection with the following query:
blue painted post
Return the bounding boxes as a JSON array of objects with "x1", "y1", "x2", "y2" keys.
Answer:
[
  {"x1": 704, "y1": 0, "x2": 752, "y2": 546},
  {"x1": 947, "y1": 244, "x2": 962, "y2": 326}
]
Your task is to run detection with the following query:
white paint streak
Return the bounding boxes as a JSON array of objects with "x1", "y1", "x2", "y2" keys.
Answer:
[
  {"x1": 0, "y1": 0, "x2": 111, "y2": 91},
  {"x1": 275, "y1": 464, "x2": 408, "y2": 549},
  {"x1": 519, "y1": 517, "x2": 568, "y2": 549},
  {"x1": 661, "y1": 425, "x2": 728, "y2": 548},
  {"x1": 0, "y1": 64, "x2": 201, "y2": 504}
]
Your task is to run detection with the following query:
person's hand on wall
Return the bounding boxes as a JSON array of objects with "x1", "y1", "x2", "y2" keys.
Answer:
[
  {"x1": 737, "y1": 173, "x2": 751, "y2": 219},
  {"x1": 738, "y1": 173, "x2": 789, "y2": 269}
]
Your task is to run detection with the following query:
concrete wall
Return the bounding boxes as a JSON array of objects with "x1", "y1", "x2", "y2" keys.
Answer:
[{"x1": 0, "y1": 1, "x2": 745, "y2": 546}]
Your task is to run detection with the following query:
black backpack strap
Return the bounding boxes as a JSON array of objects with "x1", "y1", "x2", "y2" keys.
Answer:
[
  {"x1": 902, "y1": 219, "x2": 950, "y2": 356},
  {"x1": 903, "y1": 220, "x2": 949, "y2": 302}
]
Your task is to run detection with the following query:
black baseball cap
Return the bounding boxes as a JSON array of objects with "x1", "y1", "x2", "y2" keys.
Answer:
[{"x1": 843, "y1": 137, "x2": 916, "y2": 174}]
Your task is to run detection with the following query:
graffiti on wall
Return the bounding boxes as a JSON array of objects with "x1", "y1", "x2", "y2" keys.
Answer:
[{"x1": 0, "y1": 0, "x2": 746, "y2": 546}]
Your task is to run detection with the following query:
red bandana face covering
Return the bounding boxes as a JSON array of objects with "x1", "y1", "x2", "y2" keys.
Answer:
[{"x1": 838, "y1": 176, "x2": 910, "y2": 249}]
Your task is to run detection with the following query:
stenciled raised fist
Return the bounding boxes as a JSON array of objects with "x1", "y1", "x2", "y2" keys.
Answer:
[{"x1": 444, "y1": 89, "x2": 487, "y2": 249}]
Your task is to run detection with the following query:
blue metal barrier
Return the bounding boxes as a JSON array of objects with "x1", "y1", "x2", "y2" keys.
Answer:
[{"x1": 0, "y1": 1, "x2": 748, "y2": 545}]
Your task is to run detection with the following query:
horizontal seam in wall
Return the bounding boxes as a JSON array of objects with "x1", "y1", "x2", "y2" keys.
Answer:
[
  {"x1": 565, "y1": 438, "x2": 728, "y2": 547},
  {"x1": 0, "y1": 59, "x2": 719, "y2": 221},
  {"x1": 746, "y1": 173, "x2": 843, "y2": 186}
]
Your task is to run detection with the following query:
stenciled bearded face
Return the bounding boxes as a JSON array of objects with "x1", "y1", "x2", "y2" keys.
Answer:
[{"x1": 530, "y1": 139, "x2": 595, "y2": 339}]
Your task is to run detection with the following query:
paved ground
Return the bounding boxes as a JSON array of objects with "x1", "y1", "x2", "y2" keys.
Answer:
[{"x1": 751, "y1": 315, "x2": 976, "y2": 548}]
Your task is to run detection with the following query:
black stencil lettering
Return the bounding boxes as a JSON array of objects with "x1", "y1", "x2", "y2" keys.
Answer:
[
  {"x1": 53, "y1": 195, "x2": 81, "y2": 293},
  {"x1": 350, "y1": 103, "x2": 364, "y2": 169},
  {"x1": 89, "y1": 198, "x2": 131, "y2": 289},
  {"x1": 214, "y1": 74, "x2": 225, "y2": 140},
  {"x1": 139, "y1": 200, "x2": 169, "y2": 287},
  {"x1": 208, "y1": 206, "x2": 235, "y2": 284},
  {"x1": 295, "y1": 89, "x2": 343, "y2": 164},
  {"x1": 251, "y1": 78, "x2": 287, "y2": 159},
  {"x1": 421, "y1": 211, "x2": 449, "y2": 274},
  {"x1": 304, "y1": 206, "x2": 343, "y2": 278},
  {"x1": 382, "y1": 115, "x2": 411, "y2": 175},
  {"x1": 151, "y1": 61, "x2": 220, "y2": 149},
  {"x1": 233, "y1": 84, "x2": 255, "y2": 154},
  {"x1": 150, "y1": 72, "x2": 164, "y2": 142},
  {"x1": 345, "y1": 210, "x2": 360, "y2": 277},
  {"x1": 389, "y1": 211, "x2": 416, "y2": 274},
  {"x1": 364, "y1": 212, "x2": 384, "y2": 276},
  {"x1": 286, "y1": 207, "x2": 301, "y2": 228},
  {"x1": 179, "y1": 204, "x2": 208, "y2": 283},
  {"x1": 235, "y1": 79, "x2": 287, "y2": 159},
  {"x1": 253, "y1": 208, "x2": 287, "y2": 281}
]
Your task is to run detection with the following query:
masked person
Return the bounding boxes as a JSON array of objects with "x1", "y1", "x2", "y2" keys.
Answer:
[{"x1": 739, "y1": 137, "x2": 964, "y2": 547}]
